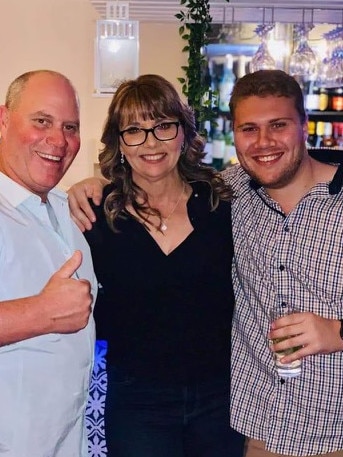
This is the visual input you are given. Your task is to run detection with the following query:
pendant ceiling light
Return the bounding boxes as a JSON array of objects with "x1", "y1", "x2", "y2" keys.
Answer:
[{"x1": 94, "y1": 1, "x2": 139, "y2": 94}]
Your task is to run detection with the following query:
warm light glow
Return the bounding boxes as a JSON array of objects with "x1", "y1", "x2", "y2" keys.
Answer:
[
  {"x1": 313, "y1": 40, "x2": 328, "y2": 61},
  {"x1": 267, "y1": 38, "x2": 291, "y2": 62},
  {"x1": 95, "y1": 19, "x2": 139, "y2": 93},
  {"x1": 103, "y1": 38, "x2": 122, "y2": 54}
]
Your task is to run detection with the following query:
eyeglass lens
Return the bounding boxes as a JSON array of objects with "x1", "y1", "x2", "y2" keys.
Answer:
[{"x1": 122, "y1": 122, "x2": 179, "y2": 146}]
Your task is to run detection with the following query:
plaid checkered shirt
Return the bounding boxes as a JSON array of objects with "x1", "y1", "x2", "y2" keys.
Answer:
[{"x1": 222, "y1": 163, "x2": 343, "y2": 456}]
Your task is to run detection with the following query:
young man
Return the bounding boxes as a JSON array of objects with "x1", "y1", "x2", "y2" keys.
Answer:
[
  {"x1": 225, "y1": 69, "x2": 343, "y2": 457},
  {"x1": 0, "y1": 70, "x2": 96, "y2": 456}
]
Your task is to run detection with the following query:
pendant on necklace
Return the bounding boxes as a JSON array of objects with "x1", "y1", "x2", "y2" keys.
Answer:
[{"x1": 159, "y1": 182, "x2": 185, "y2": 233}]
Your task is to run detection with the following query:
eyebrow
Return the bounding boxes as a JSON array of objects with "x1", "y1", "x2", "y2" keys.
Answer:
[
  {"x1": 32, "y1": 110, "x2": 80, "y2": 127},
  {"x1": 31, "y1": 110, "x2": 53, "y2": 118},
  {"x1": 122, "y1": 118, "x2": 173, "y2": 128},
  {"x1": 235, "y1": 117, "x2": 294, "y2": 129}
]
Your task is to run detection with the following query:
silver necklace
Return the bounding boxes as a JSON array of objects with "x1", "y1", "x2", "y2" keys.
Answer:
[{"x1": 161, "y1": 182, "x2": 185, "y2": 231}]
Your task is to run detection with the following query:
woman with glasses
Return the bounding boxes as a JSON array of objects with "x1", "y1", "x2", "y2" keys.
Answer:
[{"x1": 68, "y1": 74, "x2": 244, "y2": 457}]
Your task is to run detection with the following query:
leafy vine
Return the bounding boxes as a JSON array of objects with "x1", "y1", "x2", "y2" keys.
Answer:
[{"x1": 175, "y1": 0, "x2": 216, "y2": 125}]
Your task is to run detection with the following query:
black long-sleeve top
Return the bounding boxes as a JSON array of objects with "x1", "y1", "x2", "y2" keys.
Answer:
[{"x1": 85, "y1": 181, "x2": 235, "y2": 384}]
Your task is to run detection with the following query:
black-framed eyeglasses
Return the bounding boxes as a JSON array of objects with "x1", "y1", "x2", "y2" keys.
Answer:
[{"x1": 119, "y1": 121, "x2": 180, "y2": 146}]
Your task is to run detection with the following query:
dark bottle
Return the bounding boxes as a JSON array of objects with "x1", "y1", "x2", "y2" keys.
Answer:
[
  {"x1": 334, "y1": 122, "x2": 343, "y2": 150},
  {"x1": 306, "y1": 120, "x2": 317, "y2": 148},
  {"x1": 332, "y1": 88, "x2": 343, "y2": 111}
]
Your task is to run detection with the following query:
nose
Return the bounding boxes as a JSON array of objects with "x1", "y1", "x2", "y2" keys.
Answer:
[
  {"x1": 46, "y1": 127, "x2": 67, "y2": 148},
  {"x1": 255, "y1": 126, "x2": 276, "y2": 148},
  {"x1": 144, "y1": 129, "x2": 158, "y2": 147}
]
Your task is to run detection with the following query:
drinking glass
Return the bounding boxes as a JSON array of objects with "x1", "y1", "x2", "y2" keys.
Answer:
[
  {"x1": 250, "y1": 24, "x2": 276, "y2": 73},
  {"x1": 289, "y1": 24, "x2": 318, "y2": 81},
  {"x1": 319, "y1": 26, "x2": 343, "y2": 88},
  {"x1": 269, "y1": 302, "x2": 302, "y2": 378}
]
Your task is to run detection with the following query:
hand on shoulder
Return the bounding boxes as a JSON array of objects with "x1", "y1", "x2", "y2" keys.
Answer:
[{"x1": 67, "y1": 177, "x2": 109, "y2": 231}]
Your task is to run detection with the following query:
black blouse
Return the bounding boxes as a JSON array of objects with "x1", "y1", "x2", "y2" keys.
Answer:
[{"x1": 85, "y1": 181, "x2": 235, "y2": 383}]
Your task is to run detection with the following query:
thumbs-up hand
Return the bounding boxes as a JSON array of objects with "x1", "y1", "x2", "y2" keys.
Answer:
[{"x1": 39, "y1": 251, "x2": 92, "y2": 334}]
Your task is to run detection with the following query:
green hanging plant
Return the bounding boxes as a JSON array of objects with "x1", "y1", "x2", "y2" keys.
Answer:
[{"x1": 175, "y1": 0, "x2": 216, "y2": 126}]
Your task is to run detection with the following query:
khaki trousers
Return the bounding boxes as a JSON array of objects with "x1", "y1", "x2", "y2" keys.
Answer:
[{"x1": 245, "y1": 438, "x2": 343, "y2": 457}]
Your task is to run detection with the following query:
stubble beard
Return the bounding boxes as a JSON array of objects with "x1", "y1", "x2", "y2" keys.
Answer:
[{"x1": 242, "y1": 147, "x2": 305, "y2": 190}]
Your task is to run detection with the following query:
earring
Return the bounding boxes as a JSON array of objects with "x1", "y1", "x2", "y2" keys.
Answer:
[
  {"x1": 180, "y1": 143, "x2": 185, "y2": 155},
  {"x1": 120, "y1": 153, "x2": 125, "y2": 164}
]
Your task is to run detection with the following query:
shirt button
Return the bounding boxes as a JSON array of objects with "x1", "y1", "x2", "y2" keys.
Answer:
[
  {"x1": 284, "y1": 226, "x2": 289, "y2": 232},
  {"x1": 279, "y1": 265, "x2": 285, "y2": 271}
]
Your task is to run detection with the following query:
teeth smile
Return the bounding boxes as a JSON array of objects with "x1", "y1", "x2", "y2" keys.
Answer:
[
  {"x1": 143, "y1": 153, "x2": 165, "y2": 161},
  {"x1": 37, "y1": 152, "x2": 62, "y2": 162},
  {"x1": 257, "y1": 154, "x2": 280, "y2": 162}
]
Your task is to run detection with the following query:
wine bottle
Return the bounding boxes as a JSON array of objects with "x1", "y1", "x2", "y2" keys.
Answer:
[
  {"x1": 218, "y1": 55, "x2": 236, "y2": 113},
  {"x1": 202, "y1": 120, "x2": 213, "y2": 166},
  {"x1": 223, "y1": 119, "x2": 238, "y2": 166},
  {"x1": 212, "y1": 117, "x2": 225, "y2": 171},
  {"x1": 306, "y1": 120, "x2": 317, "y2": 148}
]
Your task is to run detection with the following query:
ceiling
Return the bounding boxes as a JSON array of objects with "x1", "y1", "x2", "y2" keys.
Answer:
[{"x1": 90, "y1": 0, "x2": 343, "y2": 24}]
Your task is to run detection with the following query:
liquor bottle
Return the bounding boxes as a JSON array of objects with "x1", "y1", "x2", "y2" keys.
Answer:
[
  {"x1": 218, "y1": 55, "x2": 236, "y2": 113},
  {"x1": 223, "y1": 119, "x2": 237, "y2": 166},
  {"x1": 208, "y1": 59, "x2": 218, "y2": 109},
  {"x1": 331, "y1": 88, "x2": 343, "y2": 111},
  {"x1": 306, "y1": 120, "x2": 317, "y2": 148},
  {"x1": 318, "y1": 87, "x2": 329, "y2": 112},
  {"x1": 212, "y1": 117, "x2": 225, "y2": 171},
  {"x1": 305, "y1": 80, "x2": 320, "y2": 112},
  {"x1": 201, "y1": 62, "x2": 213, "y2": 108},
  {"x1": 334, "y1": 122, "x2": 343, "y2": 150},
  {"x1": 202, "y1": 120, "x2": 213, "y2": 166},
  {"x1": 315, "y1": 121, "x2": 325, "y2": 148},
  {"x1": 320, "y1": 122, "x2": 336, "y2": 148}
]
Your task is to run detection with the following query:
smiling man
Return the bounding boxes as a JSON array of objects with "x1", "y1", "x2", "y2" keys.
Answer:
[
  {"x1": 0, "y1": 70, "x2": 96, "y2": 457},
  {"x1": 0, "y1": 70, "x2": 81, "y2": 199},
  {"x1": 224, "y1": 70, "x2": 343, "y2": 457}
]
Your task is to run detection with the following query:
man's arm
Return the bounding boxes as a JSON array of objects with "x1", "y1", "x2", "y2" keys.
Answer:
[
  {"x1": 0, "y1": 250, "x2": 92, "y2": 346},
  {"x1": 67, "y1": 177, "x2": 109, "y2": 232}
]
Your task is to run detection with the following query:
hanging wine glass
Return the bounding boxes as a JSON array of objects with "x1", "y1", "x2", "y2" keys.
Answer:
[
  {"x1": 316, "y1": 28, "x2": 336, "y2": 88},
  {"x1": 320, "y1": 26, "x2": 343, "y2": 88},
  {"x1": 289, "y1": 23, "x2": 318, "y2": 82},
  {"x1": 249, "y1": 23, "x2": 276, "y2": 73}
]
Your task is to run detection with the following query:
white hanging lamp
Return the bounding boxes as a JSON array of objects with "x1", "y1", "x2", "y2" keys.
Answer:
[{"x1": 94, "y1": 1, "x2": 139, "y2": 94}]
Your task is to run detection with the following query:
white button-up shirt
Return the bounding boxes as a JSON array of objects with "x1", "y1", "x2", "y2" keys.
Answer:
[{"x1": 0, "y1": 172, "x2": 96, "y2": 457}]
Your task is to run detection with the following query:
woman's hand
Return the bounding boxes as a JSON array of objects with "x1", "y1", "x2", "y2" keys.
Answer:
[{"x1": 67, "y1": 177, "x2": 108, "y2": 231}]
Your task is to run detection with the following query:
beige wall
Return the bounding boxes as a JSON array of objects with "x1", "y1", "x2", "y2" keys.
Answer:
[{"x1": 0, "y1": 0, "x2": 185, "y2": 189}]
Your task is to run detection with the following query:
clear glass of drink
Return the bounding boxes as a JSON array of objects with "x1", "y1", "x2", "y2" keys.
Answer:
[{"x1": 269, "y1": 303, "x2": 302, "y2": 378}]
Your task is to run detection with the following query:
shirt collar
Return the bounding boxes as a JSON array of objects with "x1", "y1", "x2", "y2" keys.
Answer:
[
  {"x1": 0, "y1": 172, "x2": 68, "y2": 207},
  {"x1": 0, "y1": 172, "x2": 36, "y2": 207},
  {"x1": 309, "y1": 148, "x2": 343, "y2": 195},
  {"x1": 249, "y1": 149, "x2": 343, "y2": 195}
]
